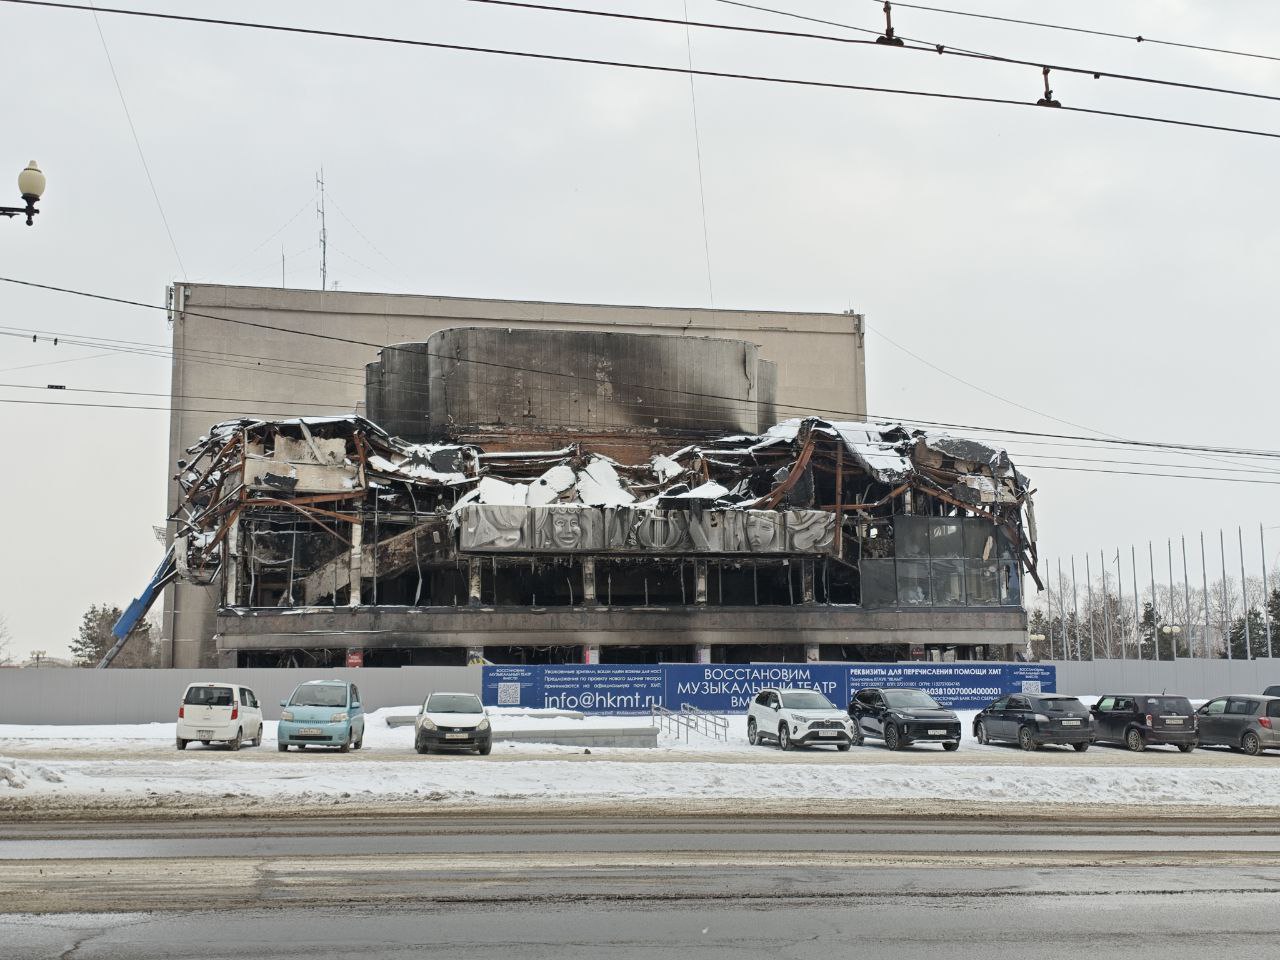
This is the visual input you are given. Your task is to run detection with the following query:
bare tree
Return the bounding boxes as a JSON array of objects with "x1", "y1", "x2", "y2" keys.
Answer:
[{"x1": 0, "y1": 615, "x2": 12, "y2": 666}]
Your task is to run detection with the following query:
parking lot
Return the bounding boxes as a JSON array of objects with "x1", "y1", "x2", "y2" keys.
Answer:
[{"x1": 3, "y1": 707, "x2": 1280, "y2": 822}]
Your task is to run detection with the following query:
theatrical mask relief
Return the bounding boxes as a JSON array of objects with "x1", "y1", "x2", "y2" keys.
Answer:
[{"x1": 458, "y1": 504, "x2": 837, "y2": 554}]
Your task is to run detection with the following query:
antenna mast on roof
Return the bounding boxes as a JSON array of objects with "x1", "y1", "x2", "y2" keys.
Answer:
[{"x1": 316, "y1": 167, "x2": 327, "y2": 291}]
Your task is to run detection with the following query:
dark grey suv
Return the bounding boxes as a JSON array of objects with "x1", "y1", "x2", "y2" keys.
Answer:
[
  {"x1": 973, "y1": 694, "x2": 1092, "y2": 751},
  {"x1": 1197, "y1": 695, "x2": 1280, "y2": 756},
  {"x1": 1089, "y1": 694, "x2": 1197, "y2": 752}
]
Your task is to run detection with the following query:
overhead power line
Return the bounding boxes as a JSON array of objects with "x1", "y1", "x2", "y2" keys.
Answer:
[
  {"x1": 5, "y1": 391, "x2": 1280, "y2": 486},
  {"x1": 9, "y1": 275, "x2": 1280, "y2": 471},
  {"x1": 466, "y1": 0, "x2": 1280, "y2": 105},
  {"x1": 6, "y1": 0, "x2": 1280, "y2": 141},
  {"x1": 875, "y1": 0, "x2": 1280, "y2": 65},
  {"x1": 10, "y1": 375, "x2": 1280, "y2": 480},
  {"x1": 86, "y1": 0, "x2": 187, "y2": 278}
]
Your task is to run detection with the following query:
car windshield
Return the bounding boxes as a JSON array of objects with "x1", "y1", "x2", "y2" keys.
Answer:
[
  {"x1": 184, "y1": 686, "x2": 233, "y2": 706},
  {"x1": 289, "y1": 685, "x2": 348, "y2": 707},
  {"x1": 1143, "y1": 696, "x2": 1192, "y2": 714},
  {"x1": 1040, "y1": 697, "x2": 1086, "y2": 712},
  {"x1": 779, "y1": 690, "x2": 835, "y2": 710},
  {"x1": 426, "y1": 694, "x2": 484, "y2": 714},
  {"x1": 883, "y1": 690, "x2": 942, "y2": 709}
]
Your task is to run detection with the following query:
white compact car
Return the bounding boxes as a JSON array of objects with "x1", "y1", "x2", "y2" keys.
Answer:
[
  {"x1": 415, "y1": 691, "x2": 493, "y2": 755},
  {"x1": 747, "y1": 687, "x2": 859, "y2": 750},
  {"x1": 176, "y1": 681, "x2": 263, "y2": 751}
]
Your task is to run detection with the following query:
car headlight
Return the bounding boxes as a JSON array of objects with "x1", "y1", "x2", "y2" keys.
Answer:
[
  {"x1": 419, "y1": 717, "x2": 437, "y2": 731},
  {"x1": 477, "y1": 719, "x2": 490, "y2": 731},
  {"x1": 791, "y1": 714, "x2": 812, "y2": 724},
  {"x1": 330, "y1": 712, "x2": 349, "y2": 723},
  {"x1": 280, "y1": 710, "x2": 294, "y2": 722}
]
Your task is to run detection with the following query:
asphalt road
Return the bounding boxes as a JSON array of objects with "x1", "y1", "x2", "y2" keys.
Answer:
[{"x1": 4, "y1": 815, "x2": 1280, "y2": 959}]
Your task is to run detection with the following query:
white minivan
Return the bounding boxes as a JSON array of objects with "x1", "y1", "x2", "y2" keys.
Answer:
[{"x1": 176, "y1": 682, "x2": 264, "y2": 751}]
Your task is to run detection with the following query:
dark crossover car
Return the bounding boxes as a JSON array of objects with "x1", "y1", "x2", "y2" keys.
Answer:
[
  {"x1": 848, "y1": 687, "x2": 961, "y2": 751},
  {"x1": 973, "y1": 694, "x2": 1092, "y2": 751},
  {"x1": 1196, "y1": 695, "x2": 1280, "y2": 756},
  {"x1": 1089, "y1": 694, "x2": 1197, "y2": 752},
  {"x1": 1264, "y1": 685, "x2": 1280, "y2": 698}
]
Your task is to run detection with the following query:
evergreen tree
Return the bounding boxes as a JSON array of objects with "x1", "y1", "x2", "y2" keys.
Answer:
[
  {"x1": 70, "y1": 604, "x2": 158, "y2": 668},
  {"x1": 1227, "y1": 608, "x2": 1269, "y2": 659}
]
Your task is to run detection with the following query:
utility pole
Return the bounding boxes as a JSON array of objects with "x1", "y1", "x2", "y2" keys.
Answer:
[{"x1": 316, "y1": 168, "x2": 327, "y2": 291}]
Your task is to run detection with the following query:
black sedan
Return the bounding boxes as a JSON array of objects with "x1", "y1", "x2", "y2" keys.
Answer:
[
  {"x1": 848, "y1": 687, "x2": 961, "y2": 751},
  {"x1": 973, "y1": 694, "x2": 1092, "y2": 751}
]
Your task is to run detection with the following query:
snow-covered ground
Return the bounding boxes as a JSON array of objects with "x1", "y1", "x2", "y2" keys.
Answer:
[{"x1": 2, "y1": 706, "x2": 1278, "y2": 814}]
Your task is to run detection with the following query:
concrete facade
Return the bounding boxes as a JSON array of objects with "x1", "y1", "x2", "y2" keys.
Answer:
[{"x1": 162, "y1": 285, "x2": 867, "y2": 668}]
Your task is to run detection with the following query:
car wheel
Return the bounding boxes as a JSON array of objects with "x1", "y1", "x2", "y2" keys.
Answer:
[
  {"x1": 778, "y1": 725, "x2": 792, "y2": 751},
  {"x1": 1243, "y1": 731, "x2": 1263, "y2": 756},
  {"x1": 1178, "y1": 743, "x2": 1195, "y2": 753},
  {"x1": 1125, "y1": 728, "x2": 1146, "y2": 752},
  {"x1": 353, "y1": 735, "x2": 363, "y2": 751},
  {"x1": 852, "y1": 725, "x2": 864, "y2": 747},
  {"x1": 176, "y1": 738, "x2": 187, "y2": 751},
  {"x1": 943, "y1": 740, "x2": 959, "y2": 752},
  {"x1": 277, "y1": 742, "x2": 289, "y2": 752},
  {"x1": 975, "y1": 721, "x2": 989, "y2": 745},
  {"x1": 477, "y1": 742, "x2": 492, "y2": 756},
  {"x1": 200, "y1": 740, "x2": 210, "y2": 746},
  {"x1": 884, "y1": 724, "x2": 901, "y2": 751},
  {"x1": 414, "y1": 735, "x2": 429, "y2": 755},
  {"x1": 747, "y1": 717, "x2": 760, "y2": 746},
  {"x1": 837, "y1": 743, "x2": 851, "y2": 752},
  {"x1": 1018, "y1": 726, "x2": 1038, "y2": 751},
  {"x1": 229, "y1": 728, "x2": 242, "y2": 752},
  {"x1": 1073, "y1": 741, "x2": 1090, "y2": 753},
  {"x1": 339, "y1": 732, "x2": 352, "y2": 753}
]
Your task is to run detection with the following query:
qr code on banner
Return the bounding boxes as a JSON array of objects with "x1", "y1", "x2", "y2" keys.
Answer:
[
  {"x1": 497, "y1": 682, "x2": 521, "y2": 705},
  {"x1": 1021, "y1": 680, "x2": 1042, "y2": 693}
]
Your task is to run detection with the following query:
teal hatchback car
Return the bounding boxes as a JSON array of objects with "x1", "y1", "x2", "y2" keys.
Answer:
[{"x1": 277, "y1": 680, "x2": 365, "y2": 752}]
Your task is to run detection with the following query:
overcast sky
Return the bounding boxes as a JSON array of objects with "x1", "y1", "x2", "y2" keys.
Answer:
[{"x1": 3, "y1": 0, "x2": 1280, "y2": 660}]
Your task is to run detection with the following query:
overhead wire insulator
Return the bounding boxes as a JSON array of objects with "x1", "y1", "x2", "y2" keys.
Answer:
[
  {"x1": 1036, "y1": 66, "x2": 1062, "y2": 107},
  {"x1": 876, "y1": 1, "x2": 905, "y2": 46}
]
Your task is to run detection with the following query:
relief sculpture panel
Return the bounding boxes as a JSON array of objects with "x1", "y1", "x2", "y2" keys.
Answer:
[{"x1": 457, "y1": 504, "x2": 835, "y2": 555}]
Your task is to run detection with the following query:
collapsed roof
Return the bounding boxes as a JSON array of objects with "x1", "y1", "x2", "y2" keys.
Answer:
[{"x1": 169, "y1": 414, "x2": 1039, "y2": 588}]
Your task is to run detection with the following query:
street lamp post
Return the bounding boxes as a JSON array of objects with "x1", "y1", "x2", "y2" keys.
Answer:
[
  {"x1": 1, "y1": 162, "x2": 46, "y2": 226},
  {"x1": 1160, "y1": 625, "x2": 1182, "y2": 661}
]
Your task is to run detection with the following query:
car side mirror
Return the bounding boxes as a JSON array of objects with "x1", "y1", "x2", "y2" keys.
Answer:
[
  {"x1": 1089, "y1": 704, "x2": 1099, "y2": 713},
  {"x1": 279, "y1": 699, "x2": 288, "y2": 708}
]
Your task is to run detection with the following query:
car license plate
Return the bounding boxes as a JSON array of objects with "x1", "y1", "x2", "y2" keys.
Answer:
[
  {"x1": 1061, "y1": 719, "x2": 1081, "y2": 726},
  {"x1": 818, "y1": 730, "x2": 838, "y2": 737},
  {"x1": 1165, "y1": 718, "x2": 1184, "y2": 725},
  {"x1": 196, "y1": 729, "x2": 214, "y2": 738},
  {"x1": 928, "y1": 729, "x2": 946, "y2": 735},
  {"x1": 298, "y1": 727, "x2": 322, "y2": 736},
  {"x1": 445, "y1": 733, "x2": 469, "y2": 740}
]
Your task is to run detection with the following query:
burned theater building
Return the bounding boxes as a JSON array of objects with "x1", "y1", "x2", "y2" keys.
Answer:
[{"x1": 163, "y1": 320, "x2": 1039, "y2": 669}]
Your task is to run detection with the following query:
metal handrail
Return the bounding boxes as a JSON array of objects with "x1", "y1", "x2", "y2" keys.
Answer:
[
  {"x1": 679, "y1": 703, "x2": 729, "y2": 741},
  {"x1": 650, "y1": 703, "x2": 729, "y2": 742}
]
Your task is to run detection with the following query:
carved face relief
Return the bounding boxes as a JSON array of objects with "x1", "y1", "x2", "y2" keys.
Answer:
[
  {"x1": 550, "y1": 509, "x2": 583, "y2": 548},
  {"x1": 743, "y1": 511, "x2": 781, "y2": 552},
  {"x1": 531, "y1": 506, "x2": 601, "y2": 551}
]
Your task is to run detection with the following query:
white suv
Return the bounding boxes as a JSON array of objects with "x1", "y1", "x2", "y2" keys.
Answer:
[
  {"x1": 176, "y1": 682, "x2": 263, "y2": 751},
  {"x1": 747, "y1": 687, "x2": 859, "y2": 750}
]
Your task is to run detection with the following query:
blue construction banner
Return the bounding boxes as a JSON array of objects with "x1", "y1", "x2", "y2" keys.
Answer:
[{"x1": 481, "y1": 662, "x2": 1056, "y2": 714}]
